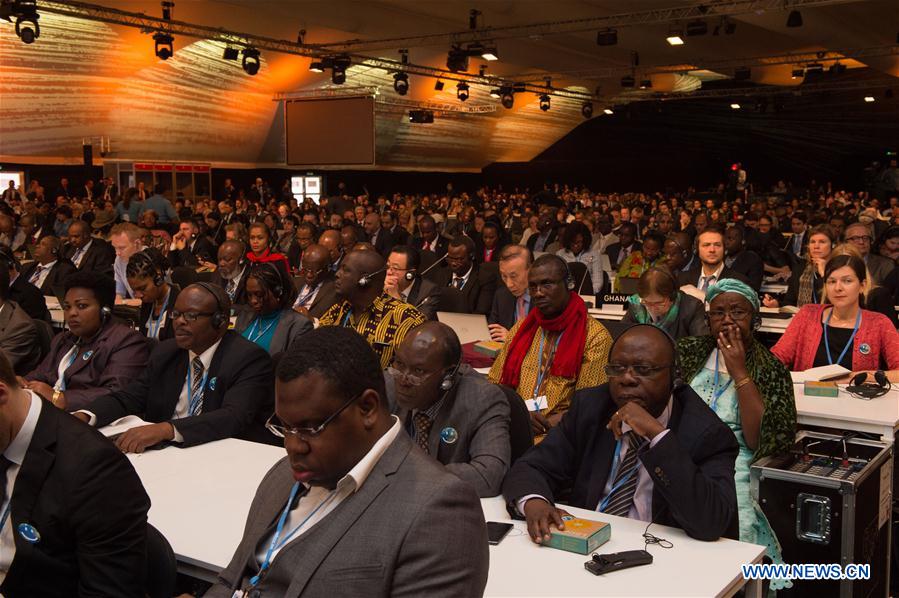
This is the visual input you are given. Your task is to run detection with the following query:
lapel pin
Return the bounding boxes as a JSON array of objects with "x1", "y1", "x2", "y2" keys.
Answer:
[
  {"x1": 208, "y1": 377, "x2": 217, "y2": 391},
  {"x1": 440, "y1": 427, "x2": 458, "y2": 444},
  {"x1": 859, "y1": 343, "x2": 871, "y2": 355},
  {"x1": 82, "y1": 350, "x2": 93, "y2": 360},
  {"x1": 18, "y1": 523, "x2": 40, "y2": 543}
]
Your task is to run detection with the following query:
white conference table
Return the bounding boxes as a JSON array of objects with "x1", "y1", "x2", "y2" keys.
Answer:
[
  {"x1": 129, "y1": 439, "x2": 765, "y2": 596},
  {"x1": 795, "y1": 385, "x2": 899, "y2": 442}
]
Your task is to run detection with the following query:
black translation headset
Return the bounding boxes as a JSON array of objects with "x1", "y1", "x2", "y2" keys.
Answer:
[
  {"x1": 252, "y1": 262, "x2": 284, "y2": 299},
  {"x1": 846, "y1": 370, "x2": 890, "y2": 400},
  {"x1": 133, "y1": 250, "x2": 165, "y2": 287},
  {"x1": 192, "y1": 282, "x2": 229, "y2": 329},
  {"x1": 608, "y1": 323, "x2": 683, "y2": 391}
]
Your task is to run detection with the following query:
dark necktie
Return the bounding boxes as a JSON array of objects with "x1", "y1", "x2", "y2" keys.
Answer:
[
  {"x1": 602, "y1": 431, "x2": 648, "y2": 517},
  {"x1": 452, "y1": 276, "x2": 464, "y2": 290},
  {"x1": 0, "y1": 455, "x2": 15, "y2": 505},
  {"x1": 413, "y1": 412, "x2": 433, "y2": 453},
  {"x1": 189, "y1": 357, "x2": 205, "y2": 416},
  {"x1": 225, "y1": 278, "x2": 238, "y2": 300}
]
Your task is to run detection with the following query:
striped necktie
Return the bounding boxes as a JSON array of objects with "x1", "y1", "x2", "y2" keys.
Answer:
[
  {"x1": 189, "y1": 357, "x2": 205, "y2": 416},
  {"x1": 602, "y1": 431, "x2": 648, "y2": 517},
  {"x1": 413, "y1": 412, "x2": 433, "y2": 453}
]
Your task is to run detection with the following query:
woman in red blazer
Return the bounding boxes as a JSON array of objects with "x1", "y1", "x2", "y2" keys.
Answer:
[{"x1": 771, "y1": 254, "x2": 899, "y2": 380}]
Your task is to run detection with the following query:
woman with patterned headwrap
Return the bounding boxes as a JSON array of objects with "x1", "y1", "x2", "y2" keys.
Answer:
[{"x1": 677, "y1": 278, "x2": 796, "y2": 591}]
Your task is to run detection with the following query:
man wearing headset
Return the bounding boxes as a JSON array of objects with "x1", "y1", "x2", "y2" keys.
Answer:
[
  {"x1": 209, "y1": 240, "x2": 249, "y2": 305},
  {"x1": 662, "y1": 232, "x2": 697, "y2": 273},
  {"x1": 502, "y1": 324, "x2": 739, "y2": 543},
  {"x1": 169, "y1": 218, "x2": 216, "y2": 268},
  {"x1": 384, "y1": 245, "x2": 441, "y2": 320},
  {"x1": 19, "y1": 235, "x2": 76, "y2": 296},
  {"x1": 73, "y1": 283, "x2": 274, "y2": 453},
  {"x1": 318, "y1": 249, "x2": 426, "y2": 369},
  {"x1": 489, "y1": 255, "x2": 612, "y2": 441},
  {"x1": 388, "y1": 322, "x2": 510, "y2": 497}
]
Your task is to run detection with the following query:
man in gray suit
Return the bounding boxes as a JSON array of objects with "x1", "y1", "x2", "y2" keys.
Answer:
[
  {"x1": 845, "y1": 222, "x2": 896, "y2": 286},
  {"x1": 389, "y1": 322, "x2": 511, "y2": 497},
  {"x1": 204, "y1": 327, "x2": 488, "y2": 598},
  {"x1": 0, "y1": 267, "x2": 41, "y2": 374}
]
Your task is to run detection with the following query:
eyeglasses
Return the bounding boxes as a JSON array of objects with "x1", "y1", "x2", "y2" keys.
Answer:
[
  {"x1": 266, "y1": 393, "x2": 360, "y2": 441},
  {"x1": 527, "y1": 278, "x2": 565, "y2": 294},
  {"x1": 707, "y1": 308, "x2": 751, "y2": 321},
  {"x1": 171, "y1": 310, "x2": 217, "y2": 323},
  {"x1": 846, "y1": 235, "x2": 872, "y2": 244},
  {"x1": 604, "y1": 364, "x2": 674, "y2": 378},
  {"x1": 298, "y1": 266, "x2": 326, "y2": 277},
  {"x1": 387, "y1": 364, "x2": 441, "y2": 387},
  {"x1": 386, "y1": 265, "x2": 410, "y2": 273},
  {"x1": 640, "y1": 299, "x2": 670, "y2": 309}
]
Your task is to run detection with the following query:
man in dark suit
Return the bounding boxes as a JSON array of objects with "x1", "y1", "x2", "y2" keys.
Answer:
[
  {"x1": 208, "y1": 240, "x2": 249, "y2": 305},
  {"x1": 488, "y1": 245, "x2": 533, "y2": 342},
  {"x1": 286, "y1": 221, "x2": 316, "y2": 272},
  {"x1": 0, "y1": 267, "x2": 40, "y2": 374},
  {"x1": 363, "y1": 212, "x2": 395, "y2": 258},
  {"x1": 411, "y1": 214, "x2": 449, "y2": 259},
  {"x1": 724, "y1": 226, "x2": 764, "y2": 292},
  {"x1": 74, "y1": 283, "x2": 274, "y2": 452},
  {"x1": 203, "y1": 326, "x2": 487, "y2": 598},
  {"x1": 845, "y1": 222, "x2": 896, "y2": 286},
  {"x1": 20, "y1": 236, "x2": 76, "y2": 296},
  {"x1": 676, "y1": 226, "x2": 750, "y2": 294},
  {"x1": 385, "y1": 246, "x2": 441, "y2": 320},
  {"x1": 0, "y1": 246, "x2": 49, "y2": 322},
  {"x1": 63, "y1": 220, "x2": 114, "y2": 277},
  {"x1": 785, "y1": 211, "x2": 809, "y2": 258},
  {"x1": 434, "y1": 236, "x2": 497, "y2": 315},
  {"x1": 169, "y1": 220, "x2": 216, "y2": 268},
  {"x1": 604, "y1": 222, "x2": 642, "y2": 267},
  {"x1": 525, "y1": 213, "x2": 558, "y2": 254},
  {"x1": 0, "y1": 352, "x2": 150, "y2": 597},
  {"x1": 382, "y1": 211, "x2": 410, "y2": 246},
  {"x1": 503, "y1": 325, "x2": 738, "y2": 542},
  {"x1": 292, "y1": 244, "x2": 339, "y2": 319},
  {"x1": 389, "y1": 322, "x2": 510, "y2": 497}
]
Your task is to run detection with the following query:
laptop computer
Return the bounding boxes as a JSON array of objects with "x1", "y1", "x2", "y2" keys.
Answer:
[{"x1": 436, "y1": 312, "x2": 491, "y2": 345}]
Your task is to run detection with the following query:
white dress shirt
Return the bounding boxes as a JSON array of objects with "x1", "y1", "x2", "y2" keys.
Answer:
[
  {"x1": 697, "y1": 263, "x2": 725, "y2": 292},
  {"x1": 169, "y1": 339, "x2": 223, "y2": 442},
  {"x1": 29, "y1": 260, "x2": 56, "y2": 288},
  {"x1": 255, "y1": 417, "x2": 402, "y2": 565},
  {"x1": 517, "y1": 399, "x2": 672, "y2": 523},
  {"x1": 451, "y1": 265, "x2": 473, "y2": 290},
  {"x1": 71, "y1": 239, "x2": 93, "y2": 268},
  {"x1": 0, "y1": 391, "x2": 41, "y2": 581},
  {"x1": 293, "y1": 282, "x2": 321, "y2": 310}
]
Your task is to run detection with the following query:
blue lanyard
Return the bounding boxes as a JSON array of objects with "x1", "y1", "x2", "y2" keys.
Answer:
[
  {"x1": 248, "y1": 315, "x2": 278, "y2": 342},
  {"x1": 533, "y1": 331, "x2": 563, "y2": 400},
  {"x1": 186, "y1": 365, "x2": 209, "y2": 416},
  {"x1": 250, "y1": 483, "x2": 337, "y2": 588},
  {"x1": 711, "y1": 350, "x2": 733, "y2": 412},
  {"x1": 598, "y1": 439, "x2": 638, "y2": 512},
  {"x1": 341, "y1": 308, "x2": 353, "y2": 328},
  {"x1": 295, "y1": 283, "x2": 320, "y2": 308},
  {"x1": 147, "y1": 287, "x2": 171, "y2": 339},
  {"x1": 58, "y1": 346, "x2": 80, "y2": 391},
  {"x1": 823, "y1": 309, "x2": 861, "y2": 366}
]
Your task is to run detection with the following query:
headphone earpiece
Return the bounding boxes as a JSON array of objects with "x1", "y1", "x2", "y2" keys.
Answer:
[
  {"x1": 194, "y1": 281, "x2": 229, "y2": 329},
  {"x1": 751, "y1": 313, "x2": 762, "y2": 331},
  {"x1": 440, "y1": 357, "x2": 463, "y2": 392},
  {"x1": 564, "y1": 262, "x2": 576, "y2": 290},
  {"x1": 405, "y1": 270, "x2": 416, "y2": 282},
  {"x1": 100, "y1": 306, "x2": 112, "y2": 322}
]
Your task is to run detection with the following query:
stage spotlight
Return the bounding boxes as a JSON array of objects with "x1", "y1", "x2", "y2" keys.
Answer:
[
  {"x1": 242, "y1": 48, "x2": 260, "y2": 75},
  {"x1": 434, "y1": 80, "x2": 445, "y2": 91},
  {"x1": 331, "y1": 55, "x2": 350, "y2": 84},
  {"x1": 153, "y1": 32, "x2": 174, "y2": 60},
  {"x1": 791, "y1": 68, "x2": 804, "y2": 79},
  {"x1": 481, "y1": 46, "x2": 498, "y2": 61},
  {"x1": 864, "y1": 96, "x2": 875, "y2": 103},
  {"x1": 5, "y1": 0, "x2": 40, "y2": 44},
  {"x1": 223, "y1": 47, "x2": 239, "y2": 61},
  {"x1": 734, "y1": 67, "x2": 751, "y2": 81},
  {"x1": 581, "y1": 102, "x2": 594, "y2": 119},
  {"x1": 666, "y1": 27, "x2": 684, "y2": 46},
  {"x1": 596, "y1": 28, "x2": 618, "y2": 46},
  {"x1": 686, "y1": 19, "x2": 708, "y2": 36},
  {"x1": 730, "y1": 103, "x2": 741, "y2": 110},
  {"x1": 539, "y1": 94, "x2": 550, "y2": 111},
  {"x1": 500, "y1": 86, "x2": 514, "y2": 109},
  {"x1": 446, "y1": 47, "x2": 469, "y2": 72},
  {"x1": 786, "y1": 10, "x2": 802, "y2": 27},
  {"x1": 457, "y1": 82, "x2": 470, "y2": 102},
  {"x1": 409, "y1": 109, "x2": 434, "y2": 124},
  {"x1": 639, "y1": 79, "x2": 652, "y2": 90},
  {"x1": 620, "y1": 75, "x2": 635, "y2": 88},
  {"x1": 393, "y1": 72, "x2": 409, "y2": 95},
  {"x1": 489, "y1": 88, "x2": 501, "y2": 98},
  {"x1": 603, "y1": 108, "x2": 614, "y2": 115},
  {"x1": 309, "y1": 61, "x2": 325, "y2": 73}
]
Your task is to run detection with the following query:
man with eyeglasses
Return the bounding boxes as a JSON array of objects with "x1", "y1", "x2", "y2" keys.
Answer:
[
  {"x1": 205, "y1": 327, "x2": 488, "y2": 597},
  {"x1": 489, "y1": 254, "x2": 611, "y2": 440},
  {"x1": 387, "y1": 322, "x2": 510, "y2": 497},
  {"x1": 73, "y1": 284, "x2": 274, "y2": 453},
  {"x1": 502, "y1": 324, "x2": 738, "y2": 543},
  {"x1": 292, "y1": 244, "x2": 338, "y2": 319},
  {"x1": 845, "y1": 221, "x2": 895, "y2": 286},
  {"x1": 384, "y1": 246, "x2": 441, "y2": 320},
  {"x1": 209, "y1": 240, "x2": 250, "y2": 305}
]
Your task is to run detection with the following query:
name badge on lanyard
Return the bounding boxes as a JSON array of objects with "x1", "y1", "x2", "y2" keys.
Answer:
[{"x1": 526, "y1": 396, "x2": 549, "y2": 412}]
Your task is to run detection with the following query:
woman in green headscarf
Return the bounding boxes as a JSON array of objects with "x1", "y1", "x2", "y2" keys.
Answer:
[
  {"x1": 677, "y1": 278, "x2": 796, "y2": 591},
  {"x1": 622, "y1": 266, "x2": 708, "y2": 340}
]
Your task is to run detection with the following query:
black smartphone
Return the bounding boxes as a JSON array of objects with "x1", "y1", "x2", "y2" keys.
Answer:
[
  {"x1": 584, "y1": 550, "x2": 653, "y2": 575},
  {"x1": 486, "y1": 521, "x2": 514, "y2": 545}
]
